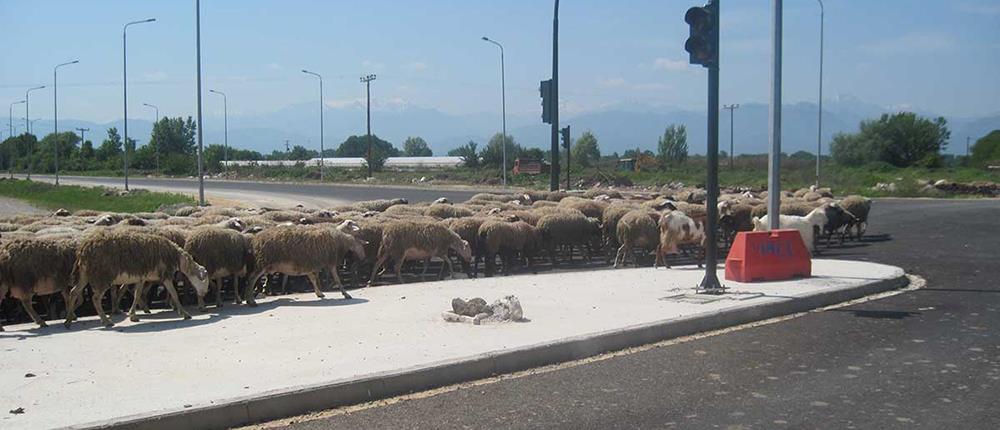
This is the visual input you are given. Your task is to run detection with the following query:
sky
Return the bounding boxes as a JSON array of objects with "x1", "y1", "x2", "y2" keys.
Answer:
[{"x1": 2, "y1": 0, "x2": 999, "y2": 131}]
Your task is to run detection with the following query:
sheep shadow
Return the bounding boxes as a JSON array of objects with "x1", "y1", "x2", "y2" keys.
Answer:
[{"x1": 830, "y1": 308, "x2": 921, "y2": 320}]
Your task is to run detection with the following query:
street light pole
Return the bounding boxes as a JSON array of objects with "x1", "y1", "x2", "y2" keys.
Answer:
[
  {"x1": 143, "y1": 103, "x2": 159, "y2": 174},
  {"x1": 53, "y1": 59, "x2": 79, "y2": 186},
  {"x1": 195, "y1": 0, "x2": 207, "y2": 206},
  {"x1": 301, "y1": 70, "x2": 325, "y2": 181},
  {"x1": 8, "y1": 100, "x2": 24, "y2": 179},
  {"x1": 768, "y1": 0, "x2": 783, "y2": 230},
  {"x1": 722, "y1": 104, "x2": 739, "y2": 168},
  {"x1": 550, "y1": 0, "x2": 561, "y2": 192},
  {"x1": 25, "y1": 86, "x2": 46, "y2": 179},
  {"x1": 482, "y1": 36, "x2": 508, "y2": 187},
  {"x1": 361, "y1": 74, "x2": 377, "y2": 178},
  {"x1": 123, "y1": 18, "x2": 155, "y2": 192},
  {"x1": 209, "y1": 90, "x2": 228, "y2": 173},
  {"x1": 815, "y1": 0, "x2": 824, "y2": 188}
]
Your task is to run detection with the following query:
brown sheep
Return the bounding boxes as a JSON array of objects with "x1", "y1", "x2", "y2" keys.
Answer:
[
  {"x1": 446, "y1": 216, "x2": 489, "y2": 277},
  {"x1": 477, "y1": 219, "x2": 538, "y2": 276},
  {"x1": 184, "y1": 227, "x2": 254, "y2": 309},
  {"x1": 369, "y1": 222, "x2": 472, "y2": 285},
  {"x1": 245, "y1": 225, "x2": 364, "y2": 306},
  {"x1": 839, "y1": 195, "x2": 873, "y2": 239},
  {"x1": 0, "y1": 237, "x2": 78, "y2": 330},
  {"x1": 65, "y1": 230, "x2": 209, "y2": 327},
  {"x1": 536, "y1": 212, "x2": 602, "y2": 264},
  {"x1": 614, "y1": 209, "x2": 660, "y2": 268},
  {"x1": 425, "y1": 203, "x2": 475, "y2": 219},
  {"x1": 558, "y1": 196, "x2": 607, "y2": 220},
  {"x1": 354, "y1": 198, "x2": 408, "y2": 212}
]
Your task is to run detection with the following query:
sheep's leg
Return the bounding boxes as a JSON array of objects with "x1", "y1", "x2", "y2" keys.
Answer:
[
  {"x1": 63, "y1": 279, "x2": 88, "y2": 328},
  {"x1": 128, "y1": 284, "x2": 146, "y2": 322},
  {"x1": 368, "y1": 253, "x2": 388, "y2": 286},
  {"x1": 394, "y1": 258, "x2": 406, "y2": 284},
  {"x1": 306, "y1": 272, "x2": 325, "y2": 299},
  {"x1": 443, "y1": 255, "x2": 455, "y2": 279},
  {"x1": 420, "y1": 258, "x2": 432, "y2": 277},
  {"x1": 279, "y1": 274, "x2": 289, "y2": 295},
  {"x1": 614, "y1": 243, "x2": 628, "y2": 268},
  {"x1": 110, "y1": 284, "x2": 122, "y2": 315},
  {"x1": 92, "y1": 286, "x2": 114, "y2": 328},
  {"x1": 20, "y1": 295, "x2": 47, "y2": 328},
  {"x1": 243, "y1": 271, "x2": 265, "y2": 307},
  {"x1": 215, "y1": 276, "x2": 226, "y2": 308},
  {"x1": 328, "y1": 267, "x2": 352, "y2": 299},
  {"x1": 162, "y1": 279, "x2": 191, "y2": 320}
]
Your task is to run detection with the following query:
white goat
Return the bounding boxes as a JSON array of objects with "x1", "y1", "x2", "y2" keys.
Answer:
[{"x1": 752, "y1": 207, "x2": 828, "y2": 253}]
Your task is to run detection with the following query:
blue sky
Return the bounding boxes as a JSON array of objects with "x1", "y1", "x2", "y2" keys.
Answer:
[{"x1": 2, "y1": 0, "x2": 998, "y2": 128}]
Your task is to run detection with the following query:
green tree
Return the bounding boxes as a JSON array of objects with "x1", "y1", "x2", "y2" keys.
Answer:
[
  {"x1": 97, "y1": 127, "x2": 122, "y2": 163},
  {"x1": 970, "y1": 130, "x2": 1000, "y2": 167},
  {"x1": 335, "y1": 135, "x2": 399, "y2": 171},
  {"x1": 447, "y1": 141, "x2": 479, "y2": 167},
  {"x1": 572, "y1": 131, "x2": 601, "y2": 168},
  {"x1": 79, "y1": 140, "x2": 95, "y2": 161},
  {"x1": 402, "y1": 136, "x2": 433, "y2": 157},
  {"x1": 831, "y1": 112, "x2": 950, "y2": 167},
  {"x1": 657, "y1": 124, "x2": 688, "y2": 166},
  {"x1": 479, "y1": 133, "x2": 522, "y2": 169},
  {"x1": 36, "y1": 132, "x2": 81, "y2": 173},
  {"x1": 288, "y1": 145, "x2": 318, "y2": 160},
  {"x1": 150, "y1": 117, "x2": 197, "y2": 156}
]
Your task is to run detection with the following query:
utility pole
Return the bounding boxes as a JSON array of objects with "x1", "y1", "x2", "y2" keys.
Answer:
[
  {"x1": 768, "y1": 0, "x2": 783, "y2": 230},
  {"x1": 53, "y1": 59, "x2": 79, "y2": 186},
  {"x1": 361, "y1": 74, "x2": 377, "y2": 178},
  {"x1": 482, "y1": 36, "x2": 508, "y2": 187},
  {"x1": 123, "y1": 17, "x2": 156, "y2": 192},
  {"x1": 562, "y1": 126, "x2": 571, "y2": 190},
  {"x1": 550, "y1": 0, "x2": 561, "y2": 191},
  {"x1": 302, "y1": 70, "x2": 325, "y2": 181},
  {"x1": 76, "y1": 127, "x2": 89, "y2": 151},
  {"x1": 195, "y1": 0, "x2": 205, "y2": 206},
  {"x1": 284, "y1": 139, "x2": 290, "y2": 153},
  {"x1": 815, "y1": 0, "x2": 824, "y2": 188},
  {"x1": 143, "y1": 103, "x2": 159, "y2": 174},
  {"x1": 723, "y1": 103, "x2": 739, "y2": 168}
]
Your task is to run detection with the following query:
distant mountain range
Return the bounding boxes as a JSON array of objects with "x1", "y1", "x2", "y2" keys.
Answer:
[{"x1": 6, "y1": 95, "x2": 998, "y2": 157}]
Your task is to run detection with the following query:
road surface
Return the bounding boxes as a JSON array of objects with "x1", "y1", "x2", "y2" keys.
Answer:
[
  {"x1": 268, "y1": 198, "x2": 1000, "y2": 430},
  {"x1": 22, "y1": 175, "x2": 480, "y2": 208}
]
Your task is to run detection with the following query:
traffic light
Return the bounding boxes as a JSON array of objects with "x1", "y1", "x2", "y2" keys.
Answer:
[
  {"x1": 540, "y1": 79, "x2": 553, "y2": 124},
  {"x1": 684, "y1": 1, "x2": 717, "y2": 67},
  {"x1": 561, "y1": 126, "x2": 571, "y2": 149}
]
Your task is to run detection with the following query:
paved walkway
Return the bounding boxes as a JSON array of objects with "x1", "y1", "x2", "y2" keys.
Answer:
[{"x1": 0, "y1": 260, "x2": 905, "y2": 430}]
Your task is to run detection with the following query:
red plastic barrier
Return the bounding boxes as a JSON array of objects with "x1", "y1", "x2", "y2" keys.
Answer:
[{"x1": 725, "y1": 229, "x2": 811, "y2": 282}]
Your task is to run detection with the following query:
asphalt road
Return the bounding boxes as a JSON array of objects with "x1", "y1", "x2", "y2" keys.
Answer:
[
  {"x1": 22, "y1": 175, "x2": 480, "y2": 208},
  {"x1": 272, "y1": 198, "x2": 1000, "y2": 430}
]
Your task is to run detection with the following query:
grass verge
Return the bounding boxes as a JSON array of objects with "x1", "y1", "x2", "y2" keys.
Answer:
[{"x1": 0, "y1": 178, "x2": 196, "y2": 213}]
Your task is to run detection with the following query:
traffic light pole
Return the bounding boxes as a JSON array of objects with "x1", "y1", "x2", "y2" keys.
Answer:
[
  {"x1": 699, "y1": 0, "x2": 723, "y2": 294},
  {"x1": 768, "y1": 0, "x2": 782, "y2": 230},
  {"x1": 550, "y1": 0, "x2": 560, "y2": 192},
  {"x1": 563, "y1": 126, "x2": 571, "y2": 190}
]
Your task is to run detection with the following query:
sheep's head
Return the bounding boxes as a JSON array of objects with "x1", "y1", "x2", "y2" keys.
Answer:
[
  {"x1": 350, "y1": 236, "x2": 367, "y2": 261},
  {"x1": 452, "y1": 238, "x2": 473, "y2": 263},
  {"x1": 337, "y1": 219, "x2": 361, "y2": 233},
  {"x1": 181, "y1": 255, "x2": 210, "y2": 298},
  {"x1": 220, "y1": 217, "x2": 246, "y2": 232},
  {"x1": 433, "y1": 197, "x2": 450, "y2": 204},
  {"x1": 655, "y1": 200, "x2": 678, "y2": 212},
  {"x1": 392, "y1": 198, "x2": 409, "y2": 205},
  {"x1": 315, "y1": 210, "x2": 338, "y2": 219},
  {"x1": 487, "y1": 208, "x2": 502, "y2": 215}
]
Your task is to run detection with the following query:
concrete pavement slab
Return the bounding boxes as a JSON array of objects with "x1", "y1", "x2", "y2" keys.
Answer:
[{"x1": 0, "y1": 259, "x2": 905, "y2": 430}]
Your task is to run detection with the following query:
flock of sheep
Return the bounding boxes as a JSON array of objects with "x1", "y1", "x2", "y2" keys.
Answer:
[{"x1": 0, "y1": 186, "x2": 872, "y2": 331}]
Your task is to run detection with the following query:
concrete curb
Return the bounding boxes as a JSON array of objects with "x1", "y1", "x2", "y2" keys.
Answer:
[{"x1": 70, "y1": 274, "x2": 910, "y2": 430}]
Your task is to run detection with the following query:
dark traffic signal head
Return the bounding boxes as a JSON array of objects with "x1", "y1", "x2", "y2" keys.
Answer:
[
  {"x1": 561, "y1": 126, "x2": 571, "y2": 149},
  {"x1": 540, "y1": 79, "x2": 553, "y2": 124},
  {"x1": 685, "y1": 2, "x2": 717, "y2": 67}
]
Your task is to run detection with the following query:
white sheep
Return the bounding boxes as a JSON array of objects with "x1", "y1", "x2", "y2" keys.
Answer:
[{"x1": 752, "y1": 207, "x2": 828, "y2": 253}]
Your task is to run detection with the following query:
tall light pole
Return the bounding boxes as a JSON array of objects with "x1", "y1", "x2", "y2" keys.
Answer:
[
  {"x1": 302, "y1": 70, "x2": 325, "y2": 181},
  {"x1": 482, "y1": 36, "x2": 508, "y2": 187},
  {"x1": 815, "y1": 0, "x2": 824, "y2": 187},
  {"x1": 966, "y1": 136, "x2": 971, "y2": 158},
  {"x1": 25, "y1": 85, "x2": 46, "y2": 179},
  {"x1": 768, "y1": 0, "x2": 783, "y2": 230},
  {"x1": 143, "y1": 103, "x2": 159, "y2": 174},
  {"x1": 195, "y1": 0, "x2": 206, "y2": 205},
  {"x1": 361, "y1": 74, "x2": 377, "y2": 178},
  {"x1": 7, "y1": 100, "x2": 24, "y2": 179},
  {"x1": 53, "y1": 59, "x2": 79, "y2": 186},
  {"x1": 209, "y1": 90, "x2": 228, "y2": 172},
  {"x1": 9, "y1": 100, "x2": 24, "y2": 139},
  {"x1": 722, "y1": 104, "x2": 739, "y2": 168},
  {"x1": 550, "y1": 0, "x2": 561, "y2": 191},
  {"x1": 123, "y1": 18, "x2": 155, "y2": 192}
]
